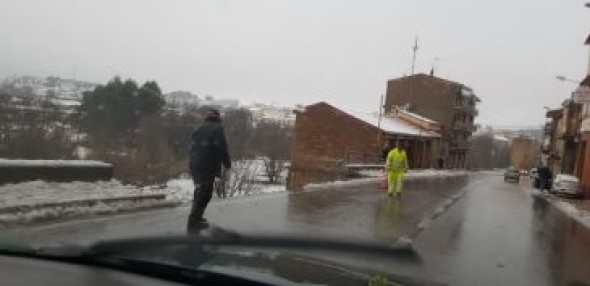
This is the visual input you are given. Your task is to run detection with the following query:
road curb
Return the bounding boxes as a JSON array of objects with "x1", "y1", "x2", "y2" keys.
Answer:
[
  {"x1": 0, "y1": 194, "x2": 183, "y2": 226},
  {"x1": 531, "y1": 191, "x2": 590, "y2": 230},
  {"x1": 0, "y1": 194, "x2": 168, "y2": 214}
]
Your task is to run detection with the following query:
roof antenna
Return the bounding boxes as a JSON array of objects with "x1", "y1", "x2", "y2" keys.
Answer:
[{"x1": 411, "y1": 36, "x2": 419, "y2": 75}]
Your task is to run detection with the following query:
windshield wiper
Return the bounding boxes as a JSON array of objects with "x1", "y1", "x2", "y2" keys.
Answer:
[{"x1": 85, "y1": 227, "x2": 417, "y2": 260}]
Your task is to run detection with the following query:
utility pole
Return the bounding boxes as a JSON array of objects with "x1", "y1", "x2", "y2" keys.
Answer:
[
  {"x1": 411, "y1": 36, "x2": 419, "y2": 75},
  {"x1": 377, "y1": 94, "x2": 385, "y2": 154}
]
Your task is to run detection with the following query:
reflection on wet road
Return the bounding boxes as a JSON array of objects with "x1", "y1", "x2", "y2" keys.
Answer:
[
  {"x1": 6, "y1": 176, "x2": 470, "y2": 245},
  {"x1": 415, "y1": 173, "x2": 590, "y2": 286},
  {"x1": 4, "y1": 172, "x2": 590, "y2": 285}
]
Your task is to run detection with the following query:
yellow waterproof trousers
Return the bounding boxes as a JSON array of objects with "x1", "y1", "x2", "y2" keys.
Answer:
[{"x1": 387, "y1": 170, "x2": 405, "y2": 195}]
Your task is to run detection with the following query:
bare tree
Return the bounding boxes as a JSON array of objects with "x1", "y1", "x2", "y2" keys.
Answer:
[
  {"x1": 215, "y1": 160, "x2": 260, "y2": 198},
  {"x1": 223, "y1": 108, "x2": 254, "y2": 160},
  {"x1": 251, "y1": 122, "x2": 292, "y2": 183}
]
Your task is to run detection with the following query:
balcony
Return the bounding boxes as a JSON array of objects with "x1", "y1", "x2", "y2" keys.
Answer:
[
  {"x1": 454, "y1": 101, "x2": 478, "y2": 117},
  {"x1": 453, "y1": 121, "x2": 477, "y2": 133},
  {"x1": 543, "y1": 122, "x2": 552, "y2": 135}
]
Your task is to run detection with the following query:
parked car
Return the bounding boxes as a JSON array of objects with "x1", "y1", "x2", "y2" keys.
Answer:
[
  {"x1": 504, "y1": 166, "x2": 520, "y2": 182},
  {"x1": 550, "y1": 174, "x2": 584, "y2": 198}
]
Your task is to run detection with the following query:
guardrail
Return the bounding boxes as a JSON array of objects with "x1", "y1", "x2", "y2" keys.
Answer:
[{"x1": 0, "y1": 159, "x2": 113, "y2": 185}]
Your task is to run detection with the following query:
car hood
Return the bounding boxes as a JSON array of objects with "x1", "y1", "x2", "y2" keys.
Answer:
[{"x1": 148, "y1": 245, "x2": 440, "y2": 286}]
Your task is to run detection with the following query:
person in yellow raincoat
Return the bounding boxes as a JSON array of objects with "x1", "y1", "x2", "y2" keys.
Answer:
[{"x1": 385, "y1": 141, "x2": 409, "y2": 197}]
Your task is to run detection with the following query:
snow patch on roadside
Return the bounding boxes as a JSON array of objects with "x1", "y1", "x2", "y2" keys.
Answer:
[
  {"x1": 0, "y1": 180, "x2": 174, "y2": 225},
  {"x1": 554, "y1": 201, "x2": 590, "y2": 229},
  {"x1": 165, "y1": 179, "x2": 286, "y2": 202},
  {"x1": 0, "y1": 159, "x2": 111, "y2": 167},
  {"x1": 0, "y1": 199, "x2": 177, "y2": 225},
  {"x1": 358, "y1": 169, "x2": 467, "y2": 179},
  {"x1": 304, "y1": 178, "x2": 381, "y2": 190},
  {"x1": 0, "y1": 180, "x2": 166, "y2": 207},
  {"x1": 305, "y1": 170, "x2": 468, "y2": 190},
  {"x1": 0, "y1": 177, "x2": 287, "y2": 225}
]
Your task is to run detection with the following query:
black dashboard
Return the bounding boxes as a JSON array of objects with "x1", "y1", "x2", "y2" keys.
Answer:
[{"x1": 0, "y1": 255, "x2": 184, "y2": 286}]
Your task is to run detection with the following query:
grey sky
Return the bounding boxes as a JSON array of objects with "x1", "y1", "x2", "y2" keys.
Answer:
[{"x1": 0, "y1": 0, "x2": 588, "y2": 126}]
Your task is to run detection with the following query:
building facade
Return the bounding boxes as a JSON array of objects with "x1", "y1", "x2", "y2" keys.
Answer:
[
  {"x1": 542, "y1": 33, "x2": 590, "y2": 193},
  {"x1": 288, "y1": 102, "x2": 441, "y2": 190},
  {"x1": 385, "y1": 73, "x2": 480, "y2": 169},
  {"x1": 510, "y1": 137, "x2": 538, "y2": 171}
]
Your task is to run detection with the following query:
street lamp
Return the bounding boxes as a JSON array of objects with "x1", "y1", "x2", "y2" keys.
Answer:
[{"x1": 556, "y1": 75, "x2": 580, "y2": 84}]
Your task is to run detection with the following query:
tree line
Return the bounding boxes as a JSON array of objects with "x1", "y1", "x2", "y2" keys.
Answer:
[{"x1": 0, "y1": 77, "x2": 293, "y2": 187}]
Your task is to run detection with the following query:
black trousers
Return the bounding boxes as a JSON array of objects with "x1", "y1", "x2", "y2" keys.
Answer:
[{"x1": 187, "y1": 174, "x2": 215, "y2": 231}]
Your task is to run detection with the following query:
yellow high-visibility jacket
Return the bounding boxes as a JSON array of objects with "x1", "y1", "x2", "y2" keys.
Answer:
[{"x1": 386, "y1": 148, "x2": 409, "y2": 173}]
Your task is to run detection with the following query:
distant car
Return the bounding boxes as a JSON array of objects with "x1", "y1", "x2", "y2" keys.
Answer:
[
  {"x1": 504, "y1": 167, "x2": 520, "y2": 182},
  {"x1": 550, "y1": 174, "x2": 583, "y2": 198}
]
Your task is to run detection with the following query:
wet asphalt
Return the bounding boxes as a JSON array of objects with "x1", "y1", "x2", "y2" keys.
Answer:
[
  {"x1": 4, "y1": 172, "x2": 590, "y2": 285},
  {"x1": 413, "y1": 173, "x2": 590, "y2": 286},
  {"x1": 5, "y1": 176, "x2": 470, "y2": 245}
]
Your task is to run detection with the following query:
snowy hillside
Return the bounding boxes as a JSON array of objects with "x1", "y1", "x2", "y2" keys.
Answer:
[
  {"x1": 1, "y1": 75, "x2": 98, "y2": 108},
  {"x1": 247, "y1": 103, "x2": 295, "y2": 126}
]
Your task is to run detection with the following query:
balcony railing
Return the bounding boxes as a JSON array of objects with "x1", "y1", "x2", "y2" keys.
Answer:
[
  {"x1": 453, "y1": 121, "x2": 477, "y2": 132},
  {"x1": 543, "y1": 123, "x2": 552, "y2": 135},
  {"x1": 455, "y1": 101, "x2": 479, "y2": 117}
]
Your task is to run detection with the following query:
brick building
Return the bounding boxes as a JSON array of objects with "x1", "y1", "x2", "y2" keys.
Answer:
[
  {"x1": 510, "y1": 137, "x2": 538, "y2": 171},
  {"x1": 542, "y1": 33, "x2": 590, "y2": 193},
  {"x1": 385, "y1": 73, "x2": 480, "y2": 169},
  {"x1": 288, "y1": 102, "x2": 441, "y2": 190}
]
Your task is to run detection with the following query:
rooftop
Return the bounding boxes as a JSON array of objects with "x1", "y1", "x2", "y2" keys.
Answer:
[
  {"x1": 388, "y1": 73, "x2": 463, "y2": 88},
  {"x1": 307, "y1": 102, "x2": 440, "y2": 138},
  {"x1": 347, "y1": 110, "x2": 440, "y2": 138},
  {"x1": 388, "y1": 73, "x2": 481, "y2": 102},
  {"x1": 393, "y1": 107, "x2": 439, "y2": 125}
]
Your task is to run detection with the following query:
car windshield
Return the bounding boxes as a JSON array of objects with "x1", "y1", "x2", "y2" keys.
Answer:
[{"x1": 1, "y1": 1, "x2": 590, "y2": 285}]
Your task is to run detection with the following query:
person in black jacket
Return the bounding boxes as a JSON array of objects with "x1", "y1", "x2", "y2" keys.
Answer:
[
  {"x1": 537, "y1": 166, "x2": 553, "y2": 192},
  {"x1": 187, "y1": 109, "x2": 231, "y2": 231}
]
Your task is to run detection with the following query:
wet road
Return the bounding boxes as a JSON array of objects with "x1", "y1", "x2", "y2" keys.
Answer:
[
  {"x1": 4, "y1": 172, "x2": 590, "y2": 285},
  {"x1": 5, "y1": 176, "x2": 470, "y2": 245},
  {"x1": 412, "y1": 173, "x2": 590, "y2": 286}
]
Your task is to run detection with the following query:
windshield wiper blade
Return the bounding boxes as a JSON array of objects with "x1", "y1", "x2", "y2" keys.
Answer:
[{"x1": 86, "y1": 231, "x2": 417, "y2": 260}]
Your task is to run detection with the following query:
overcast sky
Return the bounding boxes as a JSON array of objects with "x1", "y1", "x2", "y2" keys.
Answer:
[{"x1": 0, "y1": 0, "x2": 588, "y2": 126}]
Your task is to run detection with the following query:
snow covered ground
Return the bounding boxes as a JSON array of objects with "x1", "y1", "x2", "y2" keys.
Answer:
[
  {"x1": 165, "y1": 178, "x2": 286, "y2": 203},
  {"x1": 0, "y1": 177, "x2": 286, "y2": 225},
  {"x1": 0, "y1": 180, "x2": 175, "y2": 225},
  {"x1": 523, "y1": 182, "x2": 590, "y2": 231},
  {"x1": 0, "y1": 159, "x2": 111, "y2": 167},
  {"x1": 531, "y1": 192, "x2": 590, "y2": 230},
  {"x1": 357, "y1": 169, "x2": 467, "y2": 179},
  {"x1": 554, "y1": 201, "x2": 590, "y2": 229},
  {"x1": 0, "y1": 168, "x2": 462, "y2": 225},
  {"x1": 0, "y1": 180, "x2": 163, "y2": 207}
]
